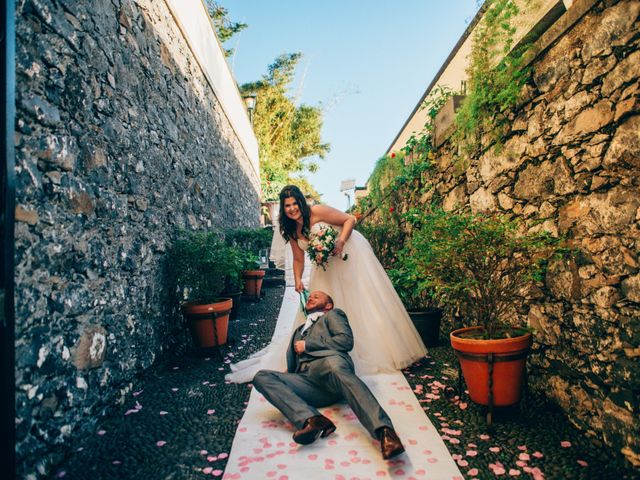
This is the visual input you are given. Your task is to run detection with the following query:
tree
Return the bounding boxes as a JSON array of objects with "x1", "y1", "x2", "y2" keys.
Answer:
[
  {"x1": 241, "y1": 53, "x2": 330, "y2": 200},
  {"x1": 206, "y1": 1, "x2": 247, "y2": 57}
]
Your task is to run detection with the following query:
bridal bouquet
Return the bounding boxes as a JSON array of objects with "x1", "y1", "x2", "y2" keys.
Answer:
[{"x1": 307, "y1": 225, "x2": 348, "y2": 271}]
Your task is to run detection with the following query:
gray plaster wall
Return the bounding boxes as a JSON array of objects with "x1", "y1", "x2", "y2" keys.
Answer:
[{"x1": 14, "y1": 0, "x2": 260, "y2": 476}]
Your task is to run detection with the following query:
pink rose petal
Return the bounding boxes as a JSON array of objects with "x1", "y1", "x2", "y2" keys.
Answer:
[
  {"x1": 489, "y1": 447, "x2": 501, "y2": 453},
  {"x1": 509, "y1": 469, "x2": 521, "y2": 476},
  {"x1": 560, "y1": 441, "x2": 572, "y2": 448},
  {"x1": 532, "y1": 451, "x2": 544, "y2": 458},
  {"x1": 97, "y1": 430, "x2": 106, "y2": 436},
  {"x1": 519, "y1": 453, "x2": 530, "y2": 461},
  {"x1": 159, "y1": 411, "x2": 169, "y2": 415},
  {"x1": 468, "y1": 469, "x2": 479, "y2": 477},
  {"x1": 156, "y1": 440, "x2": 167, "y2": 447},
  {"x1": 207, "y1": 409, "x2": 216, "y2": 415},
  {"x1": 577, "y1": 460, "x2": 588, "y2": 467},
  {"x1": 203, "y1": 467, "x2": 213, "y2": 474},
  {"x1": 218, "y1": 453, "x2": 228, "y2": 459}
]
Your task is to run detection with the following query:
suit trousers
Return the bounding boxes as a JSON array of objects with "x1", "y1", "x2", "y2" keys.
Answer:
[{"x1": 253, "y1": 355, "x2": 393, "y2": 437}]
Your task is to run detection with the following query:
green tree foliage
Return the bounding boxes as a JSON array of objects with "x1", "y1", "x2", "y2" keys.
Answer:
[
  {"x1": 241, "y1": 53, "x2": 330, "y2": 200},
  {"x1": 206, "y1": 1, "x2": 248, "y2": 57}
]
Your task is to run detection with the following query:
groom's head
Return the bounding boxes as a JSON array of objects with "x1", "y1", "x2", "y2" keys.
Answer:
[{"x1": 305, "y1": 290, "x2": 334, "y2": 314}]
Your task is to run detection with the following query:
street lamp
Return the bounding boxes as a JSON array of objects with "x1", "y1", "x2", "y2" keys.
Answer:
[
  {"x1": 340, "y1": 179, "x2": 356, "y2": 210},
  {"x1": 242, "y1": 93, "x2": 257, "y2": 125}
]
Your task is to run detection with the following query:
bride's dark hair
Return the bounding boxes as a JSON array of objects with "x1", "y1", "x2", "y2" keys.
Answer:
[{"x1": 279, "y1": 185, "x2": 311, "y2": 241}]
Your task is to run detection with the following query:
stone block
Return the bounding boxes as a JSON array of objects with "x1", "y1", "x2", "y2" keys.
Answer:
[
  {"x1": 601, "y1": 50, "x2": 640, "y2": 97},
  {"x1": 563, "y1": 90, "x2": 595, "y2": 119},
  {"x1": 581, "y1": 1, "x2": 640, "y2": 62},
  {"x1": 15, "y1": 206, "x2": 39, "y2": 225},
  {"x1": 603, "y1": 115, "x2": 640, "y2": 170},
  {"x1": 478, "y1": 137, "x2": 527, "y2": 185},
  {"x1": 556, "y1": 100, "x2": 614, "y2": 143},
  {"x1": 558, "y1": 187, "x2": 640, "y2": 234},
  {"x1": 546, "y1": 258, "x2": 582, "y2": 301},
  {"x1": 621, "y1": 275, "x2": 640, "y2": 303},
  {"x1": 469, "y1": 187, "x2": 496, "y2": 213},
  {"x1": 72, "y1": 325, "x2": 107, "y2": 370},
  {"x1": 591, "y1": 286, "x2": 621, "y2": 309},
  {"x1": 442, "y1": 185, "x2": 466, "y2": 212},
  {"x1": 581, "y1": 54, "x2": 616, "y2": 85}
]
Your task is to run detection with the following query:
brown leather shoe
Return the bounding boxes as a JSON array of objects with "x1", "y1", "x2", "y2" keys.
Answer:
[
  {"x1": 292, "y1": 415, "x2": 336, "y2": 445},
  {"x1": 378, "y1": 427, "x2": 405, "y2": 460}
]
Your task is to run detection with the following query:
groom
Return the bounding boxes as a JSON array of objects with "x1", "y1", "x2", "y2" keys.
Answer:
[{"x1": 252, "y1": 290, "x2": 405, "y2": 460}]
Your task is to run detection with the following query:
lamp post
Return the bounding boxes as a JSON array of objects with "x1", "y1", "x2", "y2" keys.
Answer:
[
  {"x1": 340, "y1": 179, "x2": 356, "y2": 211},
  {"x1": 242, "y1": 93, "x2": 257, "y2": 125}
]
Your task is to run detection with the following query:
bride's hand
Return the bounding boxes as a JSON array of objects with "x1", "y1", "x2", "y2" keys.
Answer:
[
  {"x1": 332, "y1": 239, "x2": 345, "y2": 257},
  {"x1": 295, "y1": 280, "x2": 305, "y2": 293}
]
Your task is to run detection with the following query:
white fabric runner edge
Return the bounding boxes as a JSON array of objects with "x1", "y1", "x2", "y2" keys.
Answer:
[{"x1": 223, "y1": 287, "x2": 463, "y2": 480}]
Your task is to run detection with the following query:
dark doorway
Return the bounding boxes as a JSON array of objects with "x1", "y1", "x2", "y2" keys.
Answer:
[{"x1": 1, "y1": 0, "x2": 16, "y2": 477}]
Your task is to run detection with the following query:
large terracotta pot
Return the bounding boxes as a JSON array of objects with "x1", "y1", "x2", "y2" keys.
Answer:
[
  {"x1": 450, "y1": 326, "x2": 532, "y2": 407},
  {"x1": 408, "y1": 310, "x2": 442, "y2": 347},
  {"x1": 182, "y1": 298, "x2": 232, "y2": 347},
  {"x1": 242, "y1": 269, "x2": 265, "y2": 299}
]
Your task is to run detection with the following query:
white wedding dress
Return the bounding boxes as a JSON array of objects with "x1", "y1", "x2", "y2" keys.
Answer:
[{"x1": 226, "y1": 222, "x2": 427, "y2": 383}]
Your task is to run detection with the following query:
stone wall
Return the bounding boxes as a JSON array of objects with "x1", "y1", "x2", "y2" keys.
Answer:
[
  {"x1": 14, "y1": 0, "x2": 260, "y2": 477},
  {"x1": 368, "y1": 0, "x2": 639, "y2": 467}
]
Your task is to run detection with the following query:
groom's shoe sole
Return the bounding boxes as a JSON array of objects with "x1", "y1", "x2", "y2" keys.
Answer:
[
  {"x1": 293, "y1": 415, "x2": 336, "y2": 445},
  {"x1": 320, "y1": 425, "x2": 336, "y2": 438}
]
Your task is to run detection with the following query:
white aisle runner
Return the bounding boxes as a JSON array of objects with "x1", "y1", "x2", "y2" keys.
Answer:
[{"x1": 223, "y1": 288, "x2": 463, "y2": 480}]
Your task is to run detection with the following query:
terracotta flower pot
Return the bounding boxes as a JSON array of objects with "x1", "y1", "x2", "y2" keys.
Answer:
[
  {"x1": 182, "y1": 298, "x2": 232, "y2": 348},
  {"x1": 242, "y1": 269, "x2": 265, "y2": 299},
  {"x1": 450, "y1": 326, "x2": 532, "y2": 407}
]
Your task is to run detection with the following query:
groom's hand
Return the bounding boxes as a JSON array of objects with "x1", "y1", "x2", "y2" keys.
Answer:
[{"x1": 294, "y1": 340, "x2": 306, "y2": 354}]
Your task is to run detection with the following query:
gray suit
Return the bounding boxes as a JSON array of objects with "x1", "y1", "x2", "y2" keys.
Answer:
[{"x1": 253, "y1": 308, "x2": 393, "y2": 437}]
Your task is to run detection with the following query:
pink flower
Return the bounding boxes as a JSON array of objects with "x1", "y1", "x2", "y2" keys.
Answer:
[{"x1": 560, "y1": 441, "x2": 572, "y2": 448}]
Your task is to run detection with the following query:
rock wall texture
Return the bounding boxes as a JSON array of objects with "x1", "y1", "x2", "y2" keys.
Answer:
[
  {"x1": 368, "y1": 0, "x2": 639, "y2": 467},
  {"x1": 14, "y1": 0, "x2": 260, "y2": 477}
]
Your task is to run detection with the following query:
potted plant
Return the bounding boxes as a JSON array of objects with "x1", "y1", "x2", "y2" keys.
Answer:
[
  {"x1": 409, "y1": 208, "x2": 558, "y2": 411},
  {"x1": 226, "y1": 227, "x2": 273, "y2": 299},
  {"x1": 168, "y1": 230, "x2": 234, "y2": 348},
  {"x1": 224, "y1": 247, "x2": 259, "y2": 317}
]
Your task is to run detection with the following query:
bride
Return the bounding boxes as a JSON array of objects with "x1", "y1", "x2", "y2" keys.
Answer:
[{"x1": 226, "y1": 185, "x2": 427, "y2": 383}]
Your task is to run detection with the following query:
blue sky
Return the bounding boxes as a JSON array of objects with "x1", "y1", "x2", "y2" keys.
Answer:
[{"x1": 223, "y1": 1, "x2": 481, "y2": 209}]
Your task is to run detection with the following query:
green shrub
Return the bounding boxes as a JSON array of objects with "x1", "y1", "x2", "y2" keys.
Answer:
[
  {"x1": 168, "y1": 230, "x2": 237, "y2": 304},
  {"x1": 407, "y1": 209, "x2": 559, "y2": 339}
]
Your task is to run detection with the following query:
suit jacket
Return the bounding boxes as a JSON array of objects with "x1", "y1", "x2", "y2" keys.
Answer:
[{"x1": 286, "y1": 308, "x2": 354, "y2": 373}]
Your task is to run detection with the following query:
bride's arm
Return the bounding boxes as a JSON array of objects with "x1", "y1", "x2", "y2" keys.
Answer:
[
  {"x1": 290, "y1": 239, "x2": 306, "y2": 292},
  {"x1": 312, "y1": 204, "x2": 356, "y2": 256}
]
